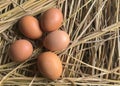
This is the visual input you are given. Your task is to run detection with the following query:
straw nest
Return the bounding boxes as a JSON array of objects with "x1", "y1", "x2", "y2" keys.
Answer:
[{"x1": 0, "y1": 0, "x2": 120, "y2": 86}]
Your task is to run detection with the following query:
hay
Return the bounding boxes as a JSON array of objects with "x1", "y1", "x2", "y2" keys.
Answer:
[{"x1": 0, "y1": 0, "x2": 120, "y2": 85}]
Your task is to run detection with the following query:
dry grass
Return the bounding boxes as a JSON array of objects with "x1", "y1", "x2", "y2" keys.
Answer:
[{"x1": 0, "y1": 0, "x2": 120, "y2": 85}]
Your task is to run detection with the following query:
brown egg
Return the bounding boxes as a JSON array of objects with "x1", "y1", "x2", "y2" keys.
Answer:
[
  {"x1": 40, "y1": 8, "x2": 63, "y2": 32},
  {"x1": 43, "y1": 30, "x2": 70, "y2": 51},
  {"x1": 9, "y1": 39, "x2": 33, "y2": 62},
  {"x1": 37, "y1": 52, "x2": 62, "y2": 80},
  {"x1": 19, "y1": 15, "x2": 43, "y2": 39}
]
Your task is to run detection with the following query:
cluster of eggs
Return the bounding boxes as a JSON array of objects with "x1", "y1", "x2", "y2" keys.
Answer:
[{"x1": 9, "y1": 8, "x2": 70, "y2": 80}]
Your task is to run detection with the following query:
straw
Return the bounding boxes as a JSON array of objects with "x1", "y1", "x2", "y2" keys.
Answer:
[{"x1": 0, "y1": 0, "x2": 120, "y2": 85}]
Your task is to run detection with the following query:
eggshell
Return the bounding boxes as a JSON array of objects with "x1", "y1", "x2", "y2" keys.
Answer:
[
  {"x1": 9, "y1": 39, "x2": 33, "y2": 62},
  {"x1": 19, "y1": 15, "x2": 43, "y2": 39},
  {"x1": 37, "y1": 52, "x2": 62, "y2": 80},
  {"x1": 40, "y1": 8, "x2": 63, "y2": 32},
  {"x1": 43, "y1": 30, "x2": 70, "y2": 51}
]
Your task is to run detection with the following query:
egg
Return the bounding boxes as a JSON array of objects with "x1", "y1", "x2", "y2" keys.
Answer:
[
  {"x1": 9, "y1": 39, "x2": 33, "y2": 62},
  {"x1": 40, "y1": 8, "x2": 63, "y2": 32},
  {"x1": 37, "y1": 52, "x2": 62, "y2": 80},
  {"x1": 19, "y1": 15, "x2": 43, "y2": 39},
  {"x1": 43, "y1": 30, "x2": 70, "y2": 51}
]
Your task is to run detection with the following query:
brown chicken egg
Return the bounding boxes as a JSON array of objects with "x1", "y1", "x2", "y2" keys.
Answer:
[
  {"x1": 40, "y1": 8, "x2": 63, "y2": 32},
  {"x1": 43, "y1": 30, "x2": 70, "y2": 51},
  {"x1": 19, "y1": 15, "x2": 43, "y2": 39},
  {"x1": 37, "y1": 52, "x2": 62, "y2": 80},
  {"x1": 9, "y1": 39, "x2": 33, "y2": 62}
]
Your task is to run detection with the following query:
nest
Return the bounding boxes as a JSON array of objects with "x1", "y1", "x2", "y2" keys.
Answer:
[{"x1": 0, "y1": 0, "x2": 120, "y2": 85}]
